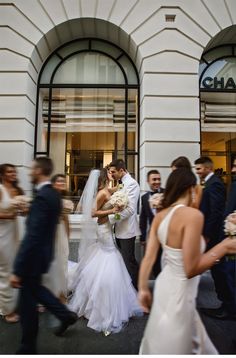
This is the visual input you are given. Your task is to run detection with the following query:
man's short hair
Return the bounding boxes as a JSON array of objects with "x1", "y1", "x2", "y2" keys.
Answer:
[
  {"x1": 109, "y1": 159, "x2": 126, "y2": 171},
  {"x1": 147, "y1": 169, "x2": 160, "y2": 180},
  {"x1": 35, "y1": 157, "x2": 54, "y2": 176},
  {"x1": 194, "y1": 156, "x2": 213, "y2": 168}
]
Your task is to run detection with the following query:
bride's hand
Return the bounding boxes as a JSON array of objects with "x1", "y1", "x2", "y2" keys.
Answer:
[
  {"x1": 223, "y1": 237, "x2": 236, "y2": 254},
  {"x1": 112, "y1": 206, "x2": 120, "y2": 214},
  {"x1": 138, "y1": 289, "x2": 152, "y2": 313}
]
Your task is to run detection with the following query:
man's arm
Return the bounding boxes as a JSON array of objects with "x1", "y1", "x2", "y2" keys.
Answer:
[
  {"x1": 205, "y1": 181, "x2": 225, "y2": 237},
  {"x1": 225, "y1": 182, "x2": 236, "y2": 217},
  {"x1": 139, "y1": 194, "x2": 148, "y2": 243}
]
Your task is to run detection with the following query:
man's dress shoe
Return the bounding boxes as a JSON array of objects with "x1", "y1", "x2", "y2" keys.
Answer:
[{"x1": 54, "y1": 312, "x2": 78, "y2": 336}]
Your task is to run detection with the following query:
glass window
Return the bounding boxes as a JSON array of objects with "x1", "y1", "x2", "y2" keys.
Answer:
[
  {"x1": 36, "y1": 88, "x2": 49, "y2": 153},
  {"x1": 200, "y1": 57, "x2": 236, "y2": 90},
  {"x1": 40, "y1": 55, "x2": 61, "y2": 84},
  {"x1": 53, "y1": 52, "x2": 125, "y2": 85},
  {"x1": 57, "y1": 40, "x2": 89, "y2": 58},
  {"x1": 36, "y1": 39, "x2": 139, "y2": 208},
  {"x1": 118, "y1": 55, "x2": 138, "y2": 85},
  {"x1": 46, "y1": 88, "x2": 129, "y2": 194}
]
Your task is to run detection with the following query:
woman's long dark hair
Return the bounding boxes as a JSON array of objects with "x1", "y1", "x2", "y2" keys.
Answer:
[
  {"x1": 171, "y1": 156, "x2": 191, "y2": 170},
  {"x1": 0, "y1": 163, "x2": 24, "y2": 195},
  {"x1": 98, "y1": 168, "x2": 108, "y2": 190},
  {"x1": 162, "y1": 168, "x2": 196, "y2": 209}
]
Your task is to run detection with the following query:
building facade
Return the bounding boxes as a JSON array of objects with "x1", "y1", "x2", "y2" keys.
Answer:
[{"x1": 1, "y1": 0, "x2": 236, "y2": 194}]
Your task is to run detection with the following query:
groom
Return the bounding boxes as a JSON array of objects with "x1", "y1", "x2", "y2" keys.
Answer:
[
  {"x1": 10, "y1": 157, "x2": 77, "y2": 354},
  {"x1": 109, "y1": 159, "x2": 141, "y2": 289}
]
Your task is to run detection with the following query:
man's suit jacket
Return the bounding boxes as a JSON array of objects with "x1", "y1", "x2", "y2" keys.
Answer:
[
  {"x1": 225, "y1": 181, "x2": 236, "y2": 217},
  {"x1": 199, "y1": 174, "x2": 225, "y2": 248},
  {"x1": 140, "y1": 189, "x2": 165, "y2": 243},
  {"x1": 14, "y1": 184, "x2": 61, "y2": 278},
  {"x1": 109, "y1": 172, "x2": 141, "y2": 239}
]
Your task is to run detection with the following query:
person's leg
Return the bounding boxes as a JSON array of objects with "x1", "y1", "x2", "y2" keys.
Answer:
[
  {"x1": 212, "y1": 259, "x2": 236, "y2": 314},
  {"x1": 30, "y1": 276, "x2": 78, "y2": 337},
  {"x1": 30, "y1": 278, "x2": 74, "y2": 322},
  {"x1": 116, "y1": 237, "x2": 139, "y2": 290},
  {"x1": 16, "y1": 280, "x2": 38, "y2": 354}
]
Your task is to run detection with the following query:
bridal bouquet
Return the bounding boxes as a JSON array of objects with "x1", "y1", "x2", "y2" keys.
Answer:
[
  {"x1": 149, "y1": 193, "x2": 164, "y2": 210},
  {"x1": 224, "y1": 211, "x2": 236, "y2": 260},
  {"x1": 110, "y1": 190, "x2": 129, "y2": 220},
  {"x1": 62, "y1": 199, "x2": 74, "y2": 214}
]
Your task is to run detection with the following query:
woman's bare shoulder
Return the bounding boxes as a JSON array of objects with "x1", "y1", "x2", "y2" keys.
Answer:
[{"x1": 178, "y1": 206, "x2": 204, "y2": 221}]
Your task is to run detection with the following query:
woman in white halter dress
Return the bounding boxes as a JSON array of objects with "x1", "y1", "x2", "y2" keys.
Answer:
[
  {"x1": 68, "y1": 169, "x2": 142, "y2": 334},
  {"x1": 138, "y1": 168, "x2": 236, "y2": 354}
]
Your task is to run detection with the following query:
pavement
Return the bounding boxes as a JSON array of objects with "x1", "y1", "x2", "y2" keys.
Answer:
[{"x1": 0, "y1": 272, "x2": 236, "y2": 354}]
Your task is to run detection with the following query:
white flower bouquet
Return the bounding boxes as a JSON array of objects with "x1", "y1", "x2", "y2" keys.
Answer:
[
  {"x1": 110, "y1": 190, "x2": 129, "y2": 220},
  {"x1": 224, "y1": 211, "x2": 236, "y2": 260},
  {"x1": 149, "y1": 193, "x2": 164, "y2": 210},
  {"x1": 62, "y1": 199, "x2": 74, "y2": 214}
]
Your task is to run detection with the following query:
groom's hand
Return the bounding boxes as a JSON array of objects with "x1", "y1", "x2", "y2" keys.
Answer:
[{"x1": 10, "y1": 274, "x2": 22, "y2": 288}]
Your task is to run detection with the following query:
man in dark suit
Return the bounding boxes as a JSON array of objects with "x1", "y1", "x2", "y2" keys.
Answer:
[
  {"x1": 194, "y1": 156, "x2": 227, "y2": 317},
  {"x1": 198, "y1": 156, "x2": 236, "y2": 319},
  {"x1": 140, "y1": 170, "x2": 164, "y2": 277},
  {"x1": 10, "y1": 157, "x2": 77, "y2": 354}
]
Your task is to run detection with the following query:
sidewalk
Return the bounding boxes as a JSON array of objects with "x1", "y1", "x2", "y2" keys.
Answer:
[{"x1": 0, "y1": 272, "x2": 235, "y2": 354}]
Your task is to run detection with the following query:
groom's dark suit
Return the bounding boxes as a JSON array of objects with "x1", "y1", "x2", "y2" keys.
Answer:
[
  {"x1": 199, "y1": 174, "x2": 225, "y2": 250},
  {"x1": 199, "y1": 173, "x2": 226, "y2": 307},
  {"x1": 13, "y1": 184, "x2": 74, "y2": 354},
  {"x1": 140, "y1": 189, "x2": 164, "y2": 277}
]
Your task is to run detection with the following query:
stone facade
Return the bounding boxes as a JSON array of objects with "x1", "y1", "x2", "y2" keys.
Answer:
[{"x1": 1, "y1": 0, "x2": 236, "y2": 191}]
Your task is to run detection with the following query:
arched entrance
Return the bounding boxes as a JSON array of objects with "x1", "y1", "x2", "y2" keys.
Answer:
[
  {"x1": 199, "y1": 26, "x2": 236, "y2": 187},
  {"x1": 35, "y1": 38, "x2": 139, "y2": 199}
]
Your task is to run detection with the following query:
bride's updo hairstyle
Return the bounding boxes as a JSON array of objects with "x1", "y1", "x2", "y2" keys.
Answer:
[
  {"x1": 98, "y1": 168, "x2": 108, "y2": 190},
  {"x1": 162, "y1": 168, "x2": 196, "y2": 209}
]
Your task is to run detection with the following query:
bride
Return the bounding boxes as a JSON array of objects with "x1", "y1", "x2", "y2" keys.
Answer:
[
  {"x1": 138, "y1": 168, "x2": 236, "y2": 354},
  {"x1": 68, "y1": 168, "x2": 142, "y2": 335}
]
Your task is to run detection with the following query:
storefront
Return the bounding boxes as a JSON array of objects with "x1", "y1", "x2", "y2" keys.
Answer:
[
  {"x1": 200, "y1": 32, "x2": 236, "y2": 187},
  {"x1": 1, "y1": 1, "x2": 236, "y2": 195}
]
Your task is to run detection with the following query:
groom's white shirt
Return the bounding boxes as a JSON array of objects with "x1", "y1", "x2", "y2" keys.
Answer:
[{"x1": 109, "y1": 172, "x2": 141, "y2": 239}]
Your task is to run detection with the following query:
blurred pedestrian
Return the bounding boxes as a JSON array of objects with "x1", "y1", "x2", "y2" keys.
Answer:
[{"x1": 10, "y1": 157, "x2": 77, "y2": 354}]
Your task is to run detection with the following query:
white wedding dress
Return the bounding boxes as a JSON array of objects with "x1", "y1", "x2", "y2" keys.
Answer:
[
  {"x1": 139, "y1": 204, "x2": 218, "y2": 355},
  {"x1": 43, "y1": 220, "x2": 69, "y2": 297},
  {"x1": 68, "y1": 201, "x2": 142, "y2": 334}
]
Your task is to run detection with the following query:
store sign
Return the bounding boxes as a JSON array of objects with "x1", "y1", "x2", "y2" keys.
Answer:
[{"x1": 202, "y1": 76, "x2": 236, "y2": 90}]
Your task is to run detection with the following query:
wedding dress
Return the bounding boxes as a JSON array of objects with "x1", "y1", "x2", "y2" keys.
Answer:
[
  {"x1": 0, "y1": 184, "x2": 19, "y2": 316},
  {"x1": 67, "y1": 200, "x2": 142, "y2": 334},
  {"x1": 43, "y1": 220, "x2": 69, "y2": 297},
  {"x1": 139, "y1": 204, "x2": 218, "y2": 355}
]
